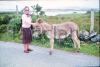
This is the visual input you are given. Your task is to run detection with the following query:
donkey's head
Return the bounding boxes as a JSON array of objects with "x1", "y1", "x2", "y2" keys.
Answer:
[{"x1": 32, "y1": 18, "x2": 50, "y2": 38}]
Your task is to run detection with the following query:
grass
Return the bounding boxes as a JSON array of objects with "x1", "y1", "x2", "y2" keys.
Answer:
[
  {"x1": 0, "y1": 33, "x2": 21, "y2": 43},
  {"x1": 31, "y1": 37, "x2": 100, "y2": 57},
  {"x1": 80, "y1": 42, "x2": 100, "y2": 56},
  {"x1": 0, "y1": 32, "x2": 99, "y2": 57}
]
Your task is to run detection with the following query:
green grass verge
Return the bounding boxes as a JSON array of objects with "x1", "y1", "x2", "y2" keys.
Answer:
[
  {"x1": 31, "y1": 38, "x2": 99, "y2": 57},
  {"x1": 0, "y1": 32, "x2": 99, "y2": 57},
  {"x1": 80, "y1": 42, "x2": 99, "y2": 57}
]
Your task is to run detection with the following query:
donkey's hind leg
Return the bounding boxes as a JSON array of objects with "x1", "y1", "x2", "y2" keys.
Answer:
[
  {"x1": 72, "y1": 31, "x2": 80, "y2": 52},
  {"x1": 72, "y1": 38, "x2": 77, "y2": 48}
]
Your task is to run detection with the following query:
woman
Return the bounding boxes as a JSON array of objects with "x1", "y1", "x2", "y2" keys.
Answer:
[{"x1": 21, "y1": 6, "x2": 33, "y2": 53}]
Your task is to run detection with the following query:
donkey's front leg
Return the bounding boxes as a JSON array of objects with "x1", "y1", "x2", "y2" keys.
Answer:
[
  {"x1": 49, "y1": 30, "x2": 54, "y2": 55},
  {"x1": 49, "y1": 38, "x2": 54, "y2": 55}
]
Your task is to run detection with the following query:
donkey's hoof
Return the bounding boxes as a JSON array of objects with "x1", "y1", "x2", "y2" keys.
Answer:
[
  {"x1": 76, "y1": 50, "x2": 80, "y2": 53},
  {"x1": 49, "y1": 51, "x2": 52, "y2": 55}
]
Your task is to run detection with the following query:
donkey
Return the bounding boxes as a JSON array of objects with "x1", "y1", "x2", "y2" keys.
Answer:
[{"x1": 32, "y1": 18, "x2": 80, "y2": 55}]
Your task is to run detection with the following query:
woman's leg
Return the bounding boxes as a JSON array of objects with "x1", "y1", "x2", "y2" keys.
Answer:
[
  {"x1": 24, "y1": 43, "x2": 29, "y2": 53},
  {"x1": 27, "y1": 43, "x2": 33, "y2": 51}
]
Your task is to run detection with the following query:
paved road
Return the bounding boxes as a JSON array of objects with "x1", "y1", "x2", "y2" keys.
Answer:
[{"x1": 0, "y1": 41, "x2": 99, "y2": 67}]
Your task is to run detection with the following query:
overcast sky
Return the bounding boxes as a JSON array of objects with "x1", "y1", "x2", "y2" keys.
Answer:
[
  {"x1": 0, "y1": 0, "x2": 99, "y2": 11},
  {"x1": 0, "y1": 0, "x2": 99, "y2": 16}
]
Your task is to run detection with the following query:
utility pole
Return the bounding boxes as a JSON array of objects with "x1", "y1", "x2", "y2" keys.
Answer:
[
  {"x1": 90, "y1": 9, "x2": 94, "y2": 33},
  {"x1": 16, "y1": 5, "x2": 19, "y2": 15}
]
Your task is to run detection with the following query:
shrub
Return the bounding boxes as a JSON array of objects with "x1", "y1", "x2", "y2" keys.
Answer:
[
  {"x1": 8, "y1": 16, "x2": 21, "y2": 33},
  {"x1": 3, "y1": 15, "x2": 11, "y2": 24},
  {"x1": 0, "y1": 24, "x2": 7, "y2": 33},
  {"x1": 32, "y1": 15, "x2": 37, "y2": 22},
  {"x1": 54, "y1": 36, "x2": 73, "y2": 48},
  {"x1": 0, "y1": 15, "x2": 11, "y2": 25}
]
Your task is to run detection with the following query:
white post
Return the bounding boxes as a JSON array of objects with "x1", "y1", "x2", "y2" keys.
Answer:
[
  {"x1": 16, "y1": 5, "x2": 18, "y2": 15},
  {"x1": 90, "y1": 10, "x2": 94, "y2": 33}
]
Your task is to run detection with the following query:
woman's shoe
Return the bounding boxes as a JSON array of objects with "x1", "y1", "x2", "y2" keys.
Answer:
[
  {"x1": 27, "y1": 49, "x2": 33, "y2": 51},
  {"x1": 24, "y1": 50, "x2": 29, "y2": 53}
]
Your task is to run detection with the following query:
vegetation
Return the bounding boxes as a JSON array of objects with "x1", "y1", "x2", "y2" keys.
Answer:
[
  {"x1": 0, "y1": 11, "x2": 99, "y2": 57},
  {"x1": 31, "y1": 4, "x2": 45, "y2": 18}
]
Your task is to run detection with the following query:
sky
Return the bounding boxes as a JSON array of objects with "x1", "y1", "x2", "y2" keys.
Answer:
[{"x1": 0, "y1": 0, "x2": 99, "y2": 15}]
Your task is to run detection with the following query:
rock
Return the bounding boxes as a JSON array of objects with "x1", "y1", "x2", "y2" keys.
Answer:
[
  {"x1": 32, "y1": 32, "x2": 40, "y2": 38},
  {"x1": 79, "y1": 30, "x2": 89, "y2": 41},
  {"x1": 91, "y1": 34, "x2": 100, "y2": 42},
  {"x1": 89, "y1": 31, "x2": 97, "y2": 39}
]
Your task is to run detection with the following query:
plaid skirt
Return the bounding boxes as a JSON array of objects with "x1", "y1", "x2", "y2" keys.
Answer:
[{"x1": 22, "y1": 28, "x2": 32, "y2": 44}]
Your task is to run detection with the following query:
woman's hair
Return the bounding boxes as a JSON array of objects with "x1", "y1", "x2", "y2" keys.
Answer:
[
  {"x1": 23, "y1": 6, "x2": 29, "y2": 13},
  {"x1": 24, "y1": 6, "x2": 29, "y2": 10}
]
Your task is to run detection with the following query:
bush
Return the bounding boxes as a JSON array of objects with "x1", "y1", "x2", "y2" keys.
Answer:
[
  {"x1": 0, "y1": 24, "x2": 8, "y2": 33},
  {"x1": 32, "y1": 16, "x2": 37, "y2": 22},
  {"x1": 0, "y1": 15, "x2": 11, "y2": 25},
  {"x1": 54, "y1": 36, "x2": 73, "y2": 48},
  {"x1": 3, "y1": 15, "x2": 11, "y2": 24},
  {"x1": 8, "y1": 16, "x2": 21, "y2": 33}
]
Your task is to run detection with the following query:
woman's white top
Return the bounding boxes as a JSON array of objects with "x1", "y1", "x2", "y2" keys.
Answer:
[{"x1": 22, "y1": 14, "x2": 32, "y2": 28}]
